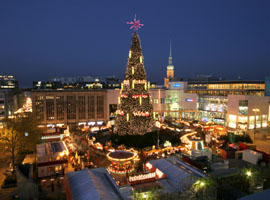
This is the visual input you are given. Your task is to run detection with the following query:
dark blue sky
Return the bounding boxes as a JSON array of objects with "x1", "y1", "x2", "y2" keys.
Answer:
[{"x1": 0, "y1": 0, "x2": 269, "y2": 87}]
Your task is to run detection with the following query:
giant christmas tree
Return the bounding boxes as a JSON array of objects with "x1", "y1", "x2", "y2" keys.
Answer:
[{"x1": 114, "y1": 15, "x2": 153, "y2": 135}]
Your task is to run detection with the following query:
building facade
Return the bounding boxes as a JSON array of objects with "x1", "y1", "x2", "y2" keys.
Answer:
[
  {"x1": 227, "y1": 95, "x2": 270, "y2": 130},
  {"x1": 164, "y1": 81, "x2": 199, "y2": 120},
  {"x1": 0, "y1": 74, "x2": 18, "y2": 89},
  {"x1": 186, "y1": 80, "x2": 267, "y2": 126},
  {"x1": 31, "y1": 90, "x2": 107, "y2": 127}
]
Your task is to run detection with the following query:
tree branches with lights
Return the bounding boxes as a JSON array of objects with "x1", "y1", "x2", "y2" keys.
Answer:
[{"x1": 114, "y1": 15, "x2": 153, "y2": 135}]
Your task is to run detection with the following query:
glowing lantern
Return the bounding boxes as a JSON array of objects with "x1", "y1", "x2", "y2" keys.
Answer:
[
  {"x1": 144, "y1": 83, "x2": 147, "y2": 90},
  {"x1": 118, "y1": 97, "x2": 121, "y2": 104},
  {"x1": 139, "y1": 96, "x2": 142, "y2": 105},
  {"x1": 129, "y1": 50, "x2": 132, "y2": 58},
  {"x1": 132, "y1": 67, "x2": 134, "y2": 75},
  {"x1": 127, "y1": 113, "x2": 129, "y2": 121}
]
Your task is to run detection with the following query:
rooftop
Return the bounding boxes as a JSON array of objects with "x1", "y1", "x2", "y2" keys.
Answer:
[{"x1": 67, "y1": 168, "x2": 124, "y2": 200}]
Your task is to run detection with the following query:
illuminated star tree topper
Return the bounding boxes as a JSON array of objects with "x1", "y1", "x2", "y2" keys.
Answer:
[{"x1": 126, "y1": 14, "x2": 144, "y2": 31}]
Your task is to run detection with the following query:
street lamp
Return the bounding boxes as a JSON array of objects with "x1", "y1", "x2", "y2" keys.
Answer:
[
  {"x1": 252, "y1": 108, "x2": 260, "y2": 142},
  {"x1": 246, "y1": 171, "x2": 252, "y2": 177}
]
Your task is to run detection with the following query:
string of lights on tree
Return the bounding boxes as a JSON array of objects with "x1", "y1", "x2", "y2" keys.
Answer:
[{"x1": 114, "y1": 14, "x2": 153, "y2": 135}]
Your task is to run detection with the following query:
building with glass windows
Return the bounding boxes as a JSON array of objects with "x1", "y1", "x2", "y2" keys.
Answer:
[
  {"x1": 31, "y1": 90, "x2": 107, "y2": 127},
  {"x1": 0, "y1": 74, "x2": 18, "y2": 89},
  {"x1": 226, "y1": 95, "x2": 269, "y2": 130},
  {"x1": 265, "y1": 77, "x2": 270, "y2": 97},
  {"x1": 164, "y1": 81, "x2": 198, "y2": 120},
  {"x1": 185, "y1": 80, "x2": 267, "y2": 126}
]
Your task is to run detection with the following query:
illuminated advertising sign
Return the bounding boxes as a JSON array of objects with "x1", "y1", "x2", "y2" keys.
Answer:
[
  {"x1": 185, "y1": 98, "x2": 194, "y2": 102},
  {"x1": 172, "y1": 83, "x2": 181, "y2": 88},
  {"x1": 128, "y1": 172, "x2": 156, "y2": 185}
]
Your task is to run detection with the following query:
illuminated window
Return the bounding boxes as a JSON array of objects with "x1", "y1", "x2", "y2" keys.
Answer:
[
  {"x1": 97, "y1": 95, "x2": 104, "y2": 118},
  {"x1": 88, "y1": 96, "x2": 95, "y2": 118},
  {"x1": 56, "y1": 96, "x2": 64, "y2": 120},
  {"x1": 67, "y1": 96, "x2": 76, "y2": 120},
  {"x1": 78, "y1": 96, "x2": 86, "y2": 119},
  {"x1": 35, "y1": 96, "x2": 44, "y2": 120}
]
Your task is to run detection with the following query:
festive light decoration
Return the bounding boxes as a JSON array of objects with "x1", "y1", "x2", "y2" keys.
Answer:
[
  {"x1": 133, "y1": 111, "x2": 150, "y2": 117},
  {"x1": 132, "y1": 94, "x2": 148, "y2": 98},
  {"x1": 126, "y1": 14, "x2": 144, "y2": 31},
  {"x1": 114, "y1": 27, "x2": 153, "y2": 135},
  {"x1": 129, "y1": 50, "x2": 132, "y2": 58},
  {"x1": 107, "y1": 151, "x2": 137, "y2": 174}
]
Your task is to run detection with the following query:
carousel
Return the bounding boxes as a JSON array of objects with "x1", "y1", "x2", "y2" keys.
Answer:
[{"x1": 107, "y1": 150, "x2": 137, "y2": 174}]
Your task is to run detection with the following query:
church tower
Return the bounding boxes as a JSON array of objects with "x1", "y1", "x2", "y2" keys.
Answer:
[{"x1": 164, "y1": 42, "x2": 174, "y2": 88}]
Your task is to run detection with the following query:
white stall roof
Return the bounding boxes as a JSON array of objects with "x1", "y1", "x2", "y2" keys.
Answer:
[
  {"x1": 67, "y1": 168, "x2": 123, "y2": 200},
  {"x1": 37, "y1": 141, "x2": 67, "y2": 157},
  {"x1": 149, "y1": 157, "x2": 205, "y2": 192}
]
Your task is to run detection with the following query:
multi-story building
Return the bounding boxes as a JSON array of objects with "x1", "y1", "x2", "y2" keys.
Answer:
[
  {"x1": 33, "y1": 76, "x2": 121, "y2": 90},
  {"x1": 31, "y1": 90, "x2": 107, "y2": 127},
  {"x1": 226, "y1": 95, "x2": 270, "y2": 130},
  {"x1": 265, "y1": 77, "x2": 270, "y2": 97},
  {"x1": 31, "y1": 87, "x2": 166, "y2": 127},
  {"x1": 187, "y1": 80, "x2": 265, "y2": 96},
  {"x1": 186, "y1": 80, "x2": 267, "y2": 126},
  {"x1": 0, "y1": 74, "x2": 18, "y2": 89},
  {"x1": 164, "y1": 81, "x2": 199, "y2": 120}
]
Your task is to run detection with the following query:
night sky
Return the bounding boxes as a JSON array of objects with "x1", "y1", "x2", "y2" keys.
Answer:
[{"x1": 0, "y1": 0, "x2": 269, "y2": 88}]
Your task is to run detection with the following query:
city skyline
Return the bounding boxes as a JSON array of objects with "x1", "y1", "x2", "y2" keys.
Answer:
[{"x1": 0, "y1": 0, "x2": 270, "y2": 88}]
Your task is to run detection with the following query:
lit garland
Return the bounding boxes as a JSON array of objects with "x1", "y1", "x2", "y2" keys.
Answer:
[
  {"x1": 133, "y1": 111, "x2": 150, "y2": 117},
  {"x1": 116, "y1": 110, "x2": 124, "y2": 116},
  {"x1": 114, "y1": 31, "x2": 153, "y2": 135},
  {"x1": 132, "y1": 94, "x2": 148, "y2": 98},
  {"x1": 123, "y1": 80, "x2": 129, "y2": 85},
  {"x1": 121, "y1": 94, "x2": 128, "y2": 98}
]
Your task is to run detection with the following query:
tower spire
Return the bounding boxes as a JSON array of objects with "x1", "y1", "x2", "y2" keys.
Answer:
[{"x1": 168, "y1": 41, "x2": 173, "y2": 65}]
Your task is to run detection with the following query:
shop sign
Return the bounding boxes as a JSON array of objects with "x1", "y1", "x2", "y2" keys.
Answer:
[
  {"x1": 172, "y1": 83, "x2": 181, "y2": 88},
  {"x1": 128, "y1": 172, "x2": 156, "y2": 183},
  {"x1": 185, "y1": 98, "x2": 194, "y2": 102}
]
